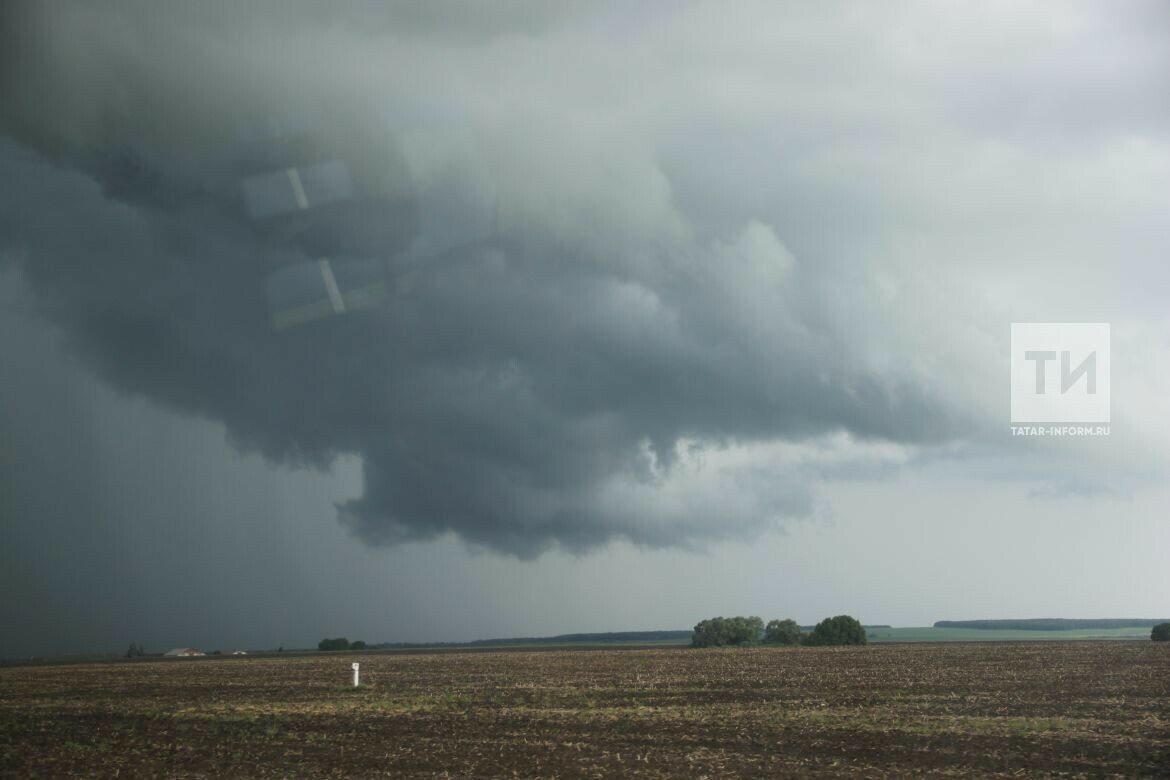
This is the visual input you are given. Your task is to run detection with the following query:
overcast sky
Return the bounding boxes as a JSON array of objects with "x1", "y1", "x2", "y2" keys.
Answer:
[{"x1": 1, "y1": 1, "x2": 1168, "y2": 658}]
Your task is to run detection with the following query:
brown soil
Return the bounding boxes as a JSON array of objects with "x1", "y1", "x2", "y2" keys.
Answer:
[{"x1": 2, "y1": 642, "x2": 1167, "y2": 777}]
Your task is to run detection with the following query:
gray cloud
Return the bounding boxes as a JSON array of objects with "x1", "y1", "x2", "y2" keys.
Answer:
[
  {"x1": 1028, "y1": 480, "x2": 1126, "y2": 502},
  {"x1": 2, "y1": 1, "x2": 1165, "y2": 558}
]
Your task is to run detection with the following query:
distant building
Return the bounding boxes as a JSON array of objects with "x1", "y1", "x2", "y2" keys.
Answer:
[
  {"x1": 163, "y1": 648, "x2": 205, "y2": 657},
  {"x1": 231, "y1": 650, "x2": 247, "y2": 655}
]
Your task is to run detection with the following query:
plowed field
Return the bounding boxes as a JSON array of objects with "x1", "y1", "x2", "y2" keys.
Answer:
[{"x1": 2, "y1": 642, "x2": 1168, "y2": 776}]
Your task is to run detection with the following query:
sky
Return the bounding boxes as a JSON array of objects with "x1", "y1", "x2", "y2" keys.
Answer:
[{"x1": 1, "y1": 1, "x2": 1168, "y2": 658}]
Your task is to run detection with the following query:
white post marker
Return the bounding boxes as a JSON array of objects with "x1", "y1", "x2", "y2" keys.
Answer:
[{"x1": 352, "y1": 662, "x2": 360, "y2": 688}]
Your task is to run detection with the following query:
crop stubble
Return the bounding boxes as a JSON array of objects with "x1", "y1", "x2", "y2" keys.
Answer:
[{"x1": 1, "y1": 642, "x2": 1168, "y2": 776}]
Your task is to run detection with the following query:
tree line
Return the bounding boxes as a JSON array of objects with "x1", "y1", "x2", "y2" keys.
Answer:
[
  {"x1": 691, "y1": 615, "x2": 867, "y2": 647},
  {"x1": 935, "y1": 618, "x2": 1170, "y2": 631},
  {"x1": 318, "y1": 638, "x2": 367, "y2": 651}
]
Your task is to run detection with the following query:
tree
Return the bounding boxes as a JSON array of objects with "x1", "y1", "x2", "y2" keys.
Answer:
[
  {"x1": 124, "y1": 642, "x2": 145, "y2": 658},
  {"x1": 350, "y1": 640, "x2": 367, "y2": 650},
  {"x1": 1152, "y1": 623, "x2": 1170, "y2": 642},
  {"x1": 318, "y1": 637, "x2": 350, "y2": 651},
  {"x1": 691, "y1": 618, "x2": 723, "y2": 648},
  {"x1": 763, "y1": 619, "x2": 802, "y2": 646},
  {"x1": 691, "y1": 616, "x2": 764, "y2": 647},
  {"x1": 802, "y1": 615, "x2": 867, "y2": 646}
]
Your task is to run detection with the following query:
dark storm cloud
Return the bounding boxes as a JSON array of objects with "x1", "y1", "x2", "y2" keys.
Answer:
[{"x1": 1, "y1": 1, "x2": 986, "y2": 555}]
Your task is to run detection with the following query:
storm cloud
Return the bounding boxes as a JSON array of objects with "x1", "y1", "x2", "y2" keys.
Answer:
[{"x1": 3, "y1": 1, "x2": 1164, "y2": 557}]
